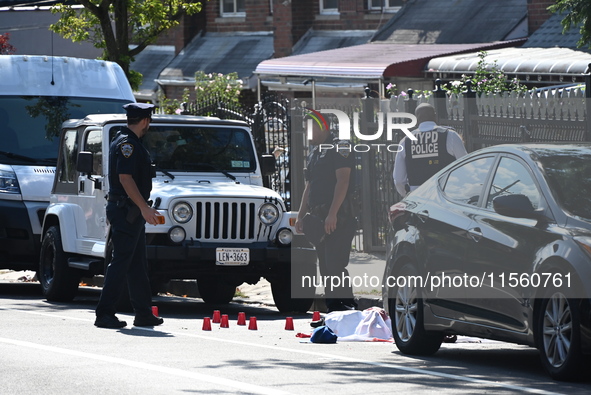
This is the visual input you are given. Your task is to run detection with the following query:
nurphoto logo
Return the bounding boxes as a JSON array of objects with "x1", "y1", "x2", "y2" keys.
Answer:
[{"x1": 304, "y1": 108, "x2": 418, "y2": 152}]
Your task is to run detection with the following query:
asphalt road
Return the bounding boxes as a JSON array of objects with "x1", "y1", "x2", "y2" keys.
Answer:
[{"x1": 1, "y1": 281, "x2": 590, "y2": 395}]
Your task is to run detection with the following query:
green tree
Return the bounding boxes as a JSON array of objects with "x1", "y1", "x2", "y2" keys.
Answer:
[
  {"x1": 549, "y1": 0, "x2": 591, "y2": 49},
  {"x1": 50, "y1": 0, "x2": 204, "y2": 90}
]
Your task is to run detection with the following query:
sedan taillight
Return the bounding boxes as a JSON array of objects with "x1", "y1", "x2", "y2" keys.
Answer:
[{"x1": 389, "y1": 202, "x2": 407, "y2": 224}]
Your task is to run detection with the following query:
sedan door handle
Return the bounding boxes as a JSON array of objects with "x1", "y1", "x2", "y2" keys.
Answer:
[
  {"x1": 417, "y1": 210, "x2": 429, "y2": 223},
  {"x1": 468, "y1": 227, "x2": 483, "y2": 242}
]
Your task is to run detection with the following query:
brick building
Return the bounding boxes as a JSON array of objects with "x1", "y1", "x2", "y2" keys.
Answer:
[{"x1": 143, "y1": 0, "x2": 403, "y2": 102}]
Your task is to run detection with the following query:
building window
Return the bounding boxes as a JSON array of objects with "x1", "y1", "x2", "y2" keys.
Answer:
[
  {"x1": 221, "y1": 0, "x2": 245, "y2": 16},
  {"x1": 320, "y1": 0, "x2": 339, "y2": 14},
  {"x1": 368, "y1": 0, "x2": 404, "y2": 11}
]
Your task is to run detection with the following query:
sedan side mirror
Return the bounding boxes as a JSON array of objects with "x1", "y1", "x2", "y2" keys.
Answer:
[{"x1": 493, "y1": 194, "x2": 539, "y2": 220}]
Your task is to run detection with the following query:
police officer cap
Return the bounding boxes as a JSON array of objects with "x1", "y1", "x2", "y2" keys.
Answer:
[
  {"x1": 415, "y1": 102, "x2": 436, "y2": 123},
  {"x1": 123, "y1": 103, "x2": 154, "y2": 119}
]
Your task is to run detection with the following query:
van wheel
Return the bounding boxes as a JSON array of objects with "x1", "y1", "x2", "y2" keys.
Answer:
[
  {"x1": 270, "y1": 275, "x2": 314, "y2": 313},
  {"x1": 536, "y1": 287, "x2": 584, "y2": 381},
  {"x1": 39, "y1": 225, "x2": 80, "y2": 302},
  {"x1": 391, "y1": 262, "x2": 443, "y2": 355},
  {"x1": 197, "y1": 277, "x2": 236, "y2": 304}
]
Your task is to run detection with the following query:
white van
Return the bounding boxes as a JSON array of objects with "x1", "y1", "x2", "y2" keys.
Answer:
[{"x1": 0, "y1": 55, "x2": 135, "y2": 271}]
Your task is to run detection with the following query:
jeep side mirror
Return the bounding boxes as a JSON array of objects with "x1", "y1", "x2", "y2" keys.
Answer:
[
  {"x1": 77, "y1": 151, "x2": 94, "y2": 175},
  {"x1": 260, "y1": 154, "x2": 276, "y2": 177}
]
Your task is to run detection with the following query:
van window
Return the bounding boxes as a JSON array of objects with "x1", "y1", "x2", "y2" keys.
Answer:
[{"x1": 0, "y1": 96, "x2": 127, "y2": 164}]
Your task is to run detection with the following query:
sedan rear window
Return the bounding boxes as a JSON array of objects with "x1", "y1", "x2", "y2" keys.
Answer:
[
  {"x1": 442, "y1": 156, "x2": 494, "y2": 206},
  {"x1": 539, "y1": 154, "x2": 591, "y2": 221}
]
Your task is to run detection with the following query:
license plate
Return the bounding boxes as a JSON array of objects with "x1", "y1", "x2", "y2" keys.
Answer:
[{"x1": 216, "y1": 248, "x2": 250, "y2": 266}]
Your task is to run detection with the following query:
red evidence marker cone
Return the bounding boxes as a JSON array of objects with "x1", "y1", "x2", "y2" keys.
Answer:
[
  {"x1": 312, "y1": 311, "x2": 321, "y2": 321},
  {"x1": 202, "y1": 317, "x2": 212, "y2": 331},
  {"x1": 220, "y1": 314, "x2": 230, "y2": 328},
  {"x1": 212, "y1": 310, "x2": 221, "y2": 323},
  {"x1": 248, "y1": 316, "x2": 258, "y2": 330},
  {"x1": 237, "y1": 312, "x2": 246, "y2": 325},
  {"x1": 151, "y1": 306, "x2": 159, "y2": 317},
  {"x1": 285, "y1": 317, "x2": 294, "y2": 330}
]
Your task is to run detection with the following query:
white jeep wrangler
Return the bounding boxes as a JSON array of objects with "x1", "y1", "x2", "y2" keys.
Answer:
[{"x1": 39, "y1": 114, "x2": 316, "y2": 312}]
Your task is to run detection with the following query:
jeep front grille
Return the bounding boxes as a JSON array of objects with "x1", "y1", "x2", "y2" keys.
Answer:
[{"x1": 195, "y1": 201, "x2": 256, "y2": 241}]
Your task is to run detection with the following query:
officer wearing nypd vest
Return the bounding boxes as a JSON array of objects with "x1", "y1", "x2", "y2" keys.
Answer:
[
  {"x1": 295, "y1": 118, "x2": 358, "y2": 313},
  {"x1": 393, "y1": 103, "x2": 467, "y2": 197},
  {"x1": 95, "y1": 103, "x2": 164, "y2": 329}
]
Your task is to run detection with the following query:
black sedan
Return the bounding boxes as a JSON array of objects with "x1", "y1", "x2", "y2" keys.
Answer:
[{"x1": 383, "y1": 143, "x2": 591, "y2": 381}]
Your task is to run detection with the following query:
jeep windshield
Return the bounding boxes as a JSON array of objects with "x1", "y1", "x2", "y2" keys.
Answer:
[
  {"x1": 0, "y1": 96, "x2": 129, "y2": 165},
  {"x1": 142, "y1": 125, "x2": 257, "y2": 173}
]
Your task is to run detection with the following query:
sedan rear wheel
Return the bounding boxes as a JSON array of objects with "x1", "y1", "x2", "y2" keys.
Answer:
[
  {"x1": 537, "y1": 289, "x2": 584, "y2": 381},
  {"x1": 391, "y1": 262, "x2": 443, "y2": 355}
]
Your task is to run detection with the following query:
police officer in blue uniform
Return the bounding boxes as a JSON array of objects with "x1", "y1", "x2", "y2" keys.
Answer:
[
  {"x1": 95, "y1": 103, "x2": 164, "y2": 329},
  {"x1": 295, "y1": 122, "x2": 358, "y2": 313},
  {"x1": 393, "y1": 103, "x2": 467, "y2": 197}
]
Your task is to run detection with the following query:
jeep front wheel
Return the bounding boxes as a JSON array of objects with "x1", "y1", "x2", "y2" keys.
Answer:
[
  {"x1": 271, "y1": 276, "x2": 314, "y2": 313},
  {"x1": 270, "y1": 259, "x2": 316, "y2": 313},
  {"x1": 39, "y1": 225, "x2": 80, "y2": 302}
]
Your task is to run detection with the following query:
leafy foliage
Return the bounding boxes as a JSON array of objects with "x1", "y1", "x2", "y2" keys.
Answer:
[
  {"x1": 0, "y1": 32, "x2": 16, "y2": 54},
  {"x1": 385, "y1": 83, "x2": 432, "y2": 99},
  {"x1": 159, "y1": 88, "x2": 190, "y2": 114},
  {"x1": 194, "y1": 71, "x2": 243, "y2": 105},
  {"x1": 50, "y1": 0, "x2": 203, "y2": 90},
  {"x1": 549, "y1": 0, "x2": 591, "y2": 49},
  {"x1": 445, "y1": 51, "x2": 527, "y2": 95}
]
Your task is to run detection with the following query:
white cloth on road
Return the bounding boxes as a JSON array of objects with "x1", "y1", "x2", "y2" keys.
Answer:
[{"x1": 324, "y1": 307, "x2": 393, "y2": 342}]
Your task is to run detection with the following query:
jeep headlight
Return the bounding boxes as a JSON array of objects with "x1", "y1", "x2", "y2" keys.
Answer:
[
  {"x1": 168, "y1": 226, "x2": 186, "y2": 244},
  {"x1": 276, "y1": 228, "x2": 292, "y2": 246},
  {"x1": 0, "y1": 169, "x2": 20, "y2": 194},
  {"x1": 172, "y1": 201, "x2": 193, "y2": 223},
  {"x1": 258, "y1": 203, "x2": 279, "y2": 225}
]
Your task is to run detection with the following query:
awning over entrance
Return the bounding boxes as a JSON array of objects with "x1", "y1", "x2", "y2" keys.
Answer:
[
  {"x1": 255, "y1": 40, "x2": 524, "y2": 94},
  {"x1": 426, "y1": 47, "x2": 591, "y2": 85},
  {"x1": 255, "y1": 41, "x2": 525, "y2": 80}
]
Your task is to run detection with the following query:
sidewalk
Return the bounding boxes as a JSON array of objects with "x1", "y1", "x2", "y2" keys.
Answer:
[{"x1": 0, "y1": 251, "x2": 386, "y2": 312}]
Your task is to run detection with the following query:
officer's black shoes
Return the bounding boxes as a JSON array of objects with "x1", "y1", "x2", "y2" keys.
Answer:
[
  {"x1": 133, "y1": 314, "x2": 164, "y2": 327},
  {"x1": 95, "y1": 315, "x2": 127, "y2": 329}
]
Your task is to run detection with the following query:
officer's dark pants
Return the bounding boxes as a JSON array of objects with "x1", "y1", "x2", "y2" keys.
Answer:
[
  {"x1": 96, "y1": 202, "x2": 153, "y2": 318},
  {"x1": 315, "y1": 215, "x2": 357, "y2": 312}
]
